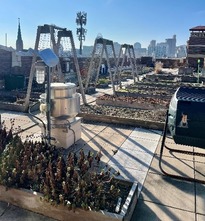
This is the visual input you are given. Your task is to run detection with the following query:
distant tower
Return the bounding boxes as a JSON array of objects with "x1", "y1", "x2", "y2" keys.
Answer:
[
  {"x1": 76, "y1": 11, "x2": 87, "y2": 55},
  {"x1": 16, "y1": 18, "x2": 23, "y2": 51},
  {"x1": 165, "y1": 35, "x2": 176, "y2": 58}
]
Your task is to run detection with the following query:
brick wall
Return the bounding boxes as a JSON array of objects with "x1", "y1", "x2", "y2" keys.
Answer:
[
  {"x1": 21, "y1": 56, "x2": 32, "y2": 76},
  {"x1": 0, "y1": 49, "x2": 12, "y2": 78}
]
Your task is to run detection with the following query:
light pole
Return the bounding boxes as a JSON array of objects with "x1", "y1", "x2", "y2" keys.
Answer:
[{"x1": 35, "y1": 48, "x2": 59, "y2": 145}]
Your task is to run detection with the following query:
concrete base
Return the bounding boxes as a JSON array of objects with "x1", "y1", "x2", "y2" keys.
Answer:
[{"x1": 43, "y1": 117, "x2": 81, "y2": 148}]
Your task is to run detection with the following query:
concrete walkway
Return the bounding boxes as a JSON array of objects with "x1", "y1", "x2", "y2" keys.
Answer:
[{"x1": 1, "y1": 110, "x2": 205, "y2": 221}]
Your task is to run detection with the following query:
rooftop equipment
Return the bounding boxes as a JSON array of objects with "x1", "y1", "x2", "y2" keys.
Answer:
[
  {"x1": 159, "y1": 86, "x2": 205, "y2": 183},
  {"x1": 40, "y1": 82, "x2": 81, "y2": 148}
]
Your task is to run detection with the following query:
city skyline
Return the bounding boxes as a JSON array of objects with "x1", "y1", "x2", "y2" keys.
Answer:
[{"x1": 0, "y1": 0, "x2": 205, "y2": 50}]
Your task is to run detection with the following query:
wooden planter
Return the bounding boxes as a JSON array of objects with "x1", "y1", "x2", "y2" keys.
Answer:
[
  {"x1": 85, "y1": 87, "x2": 96, "y2": 95},
  {"x1": 0, "y1": 180, "x2": 138, "y2": 221},
  {"x1": 115, "y1": 91, "x2": 172, "y2": 100},
  {"x1": 96, "y1": 83, "x2": 109, "y2": 88},
  {"x1": 78, "y1": 113, "x2": 164, "y2": 130},
  {"x1": 0, "y1": 101, "x2": 27, "y2": 112},
  {"x1": 96, "y1": 98, "x2": 166, "y2": 110}
]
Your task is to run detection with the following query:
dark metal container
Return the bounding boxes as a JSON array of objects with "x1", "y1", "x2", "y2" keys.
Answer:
[{"x1": 168, "y1": 86, "x2": 205, "y2": 148}]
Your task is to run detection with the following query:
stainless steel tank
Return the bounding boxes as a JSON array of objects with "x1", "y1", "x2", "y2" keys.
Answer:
[{"x1": 50, "y1": 82, "x2": 80, "y2": 119}]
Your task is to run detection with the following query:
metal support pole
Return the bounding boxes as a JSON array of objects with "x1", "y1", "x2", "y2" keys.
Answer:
[
  {"x1": 114, "y1": 45, "x2": 123, "y2": 89},
  {"x1": 46, "y1": 67, "x2": 51, "y2": 145},
  {"x1": 198, "y1": 59, "x2": 200, "y2": 84},
  {"x1": 104, "y1": 42, "x2": 116, "y2": 95},
  {"x1": 95, "y1": 48, "x2": 104, "y2": 87},
  {"x1": 128, "y1": 46, "x2": 136, "y2": 84}
]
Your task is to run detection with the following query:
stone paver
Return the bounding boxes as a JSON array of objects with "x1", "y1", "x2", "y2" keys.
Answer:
[
  {"x1": 195, "y1": 183, "x2": 205, "y2": 214},
  {"x1": 121, "y1": 137, "x2": 159, "y2": 154},
  {"x1": 197, "y1": 214, "x2": 205, "y2": 221},
  {"x1": 107, "y1": 128, "x2": 160, "y2": 198},
  {"x1": 109, "y1": 149, "x2": 154, "y2": 172},
  {"x1": 150, "y1": 154, "x2": 195, "y2": 178},
  {"x1": 129, "y1": 128, "x2": 162, "y2": 140},
  {"x1": 139, "y1": 173, "x2": 195, "y2": 212},
  {"x1": 195, "y1": 162, "x2": 205, "y2": 182},
  {"x1": 81, "y1": 122, "x2": 107, "y2": 132},
  {"x1": 133, "y1": 200, "x2": 195, "y2": 221},
  {"x1": 103, "y1": 125, "x2": 133, "y2": 136},
  {"x1": 81, "y1": 127, "x2": 100, "y2": 142}
]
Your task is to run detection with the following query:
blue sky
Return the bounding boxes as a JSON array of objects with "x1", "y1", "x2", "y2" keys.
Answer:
[{"x1": 0, "y1": 0, "x2": 205, "y2": 49}]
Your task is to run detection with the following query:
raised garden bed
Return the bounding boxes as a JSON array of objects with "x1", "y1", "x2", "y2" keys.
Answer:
[
  {"x1": 0, "y1": 128, "x2": 138, "y2": 221},
  {"x1": 145, "y1": 73, "x2": 205, "y2": 83},
  {"x1": 131, "y1": 81, "x2": 194, "y2": 88},
  {"x1": 115, "y1": 91, "x2": 172, "y2": 99},
  {"x1": 96, "y1": 94, "x2": 169, "y2": 110},
  {"x1": 78, "y1": 113, "x2": 164, "y2": 130},
  {"x1": 0, "y1": 180, "x2": 138, "y2": 221},
  {"x1": 79, "y1": 104, "x2": 166, "y2": 130},
  {"x1": 96, "y1": 83, "x2": 110, "y2": 88}
]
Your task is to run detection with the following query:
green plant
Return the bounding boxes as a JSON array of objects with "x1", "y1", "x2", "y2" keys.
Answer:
[{"x1": 97, "y1": 78, "x2": 109, "y2": 84}]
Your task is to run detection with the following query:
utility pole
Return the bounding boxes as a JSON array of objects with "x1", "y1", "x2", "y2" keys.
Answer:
[{"x1": 76, "y1": 11, "x2": 87, "y2": 55}]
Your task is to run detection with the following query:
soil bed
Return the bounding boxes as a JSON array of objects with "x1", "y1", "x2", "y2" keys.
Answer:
[
  {"x1": 115, "y1": 90, "x2": 172, "y2": 99},
  {"x1": 80, "y1": 104, "x2": 166, "y2": 123},
  {"x1": 131, "y1": 81, "x2": 194, "y2": 89},
  {"x1": 96, "y1": 94, "x2": 169, "y2": 110}
]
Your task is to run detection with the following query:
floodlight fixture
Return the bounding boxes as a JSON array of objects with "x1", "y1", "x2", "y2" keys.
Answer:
[{"x1": 35, "y1": 61, "x2": 46, "y2": 84}]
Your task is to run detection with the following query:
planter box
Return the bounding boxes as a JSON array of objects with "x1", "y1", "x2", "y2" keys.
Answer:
[
  {"x1": 0, "y1": 101, "x2": 40, "y2": 112},
  {"x1": 0, "y1": 101, "x2": 27, "y2": 112},
  {"x1": 115, "y1": 91, "x2": 172, "y2": 100},
  {"x1": 96, "y1": 83, "x2": 109, "y2": 88},
  {"x1": 85, "y1": 87, "x2": 96, "y2": 95},
  {"x1": 96, "y1": 98, "x2": 166, "y2": 110},
  {"x1": 0, "y1": 180, "x2": 138, "y2": 221},
  {"x1": 125, "y1": 84, "x2": 177, "y2": 92},
  {"x1": 78, "y1": 113, "x2": 164, "y2": 130}
]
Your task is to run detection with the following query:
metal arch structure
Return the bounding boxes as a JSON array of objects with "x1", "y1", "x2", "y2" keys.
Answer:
[
  {"x1": 24, "y1": 24, "x2": 64, "y2": 110},
  {"x1": 57, "y1": 29, "x2": 86, "y2": 104},
  {"x1": 85, "y1": 37, "x2": 117, "y2": 95},
  {"x1": 114, "y1": 44, "x2": 138, "y2": 89},
  {"x1": 24, "y1": 24, "x2": 87, "y2": 110}
]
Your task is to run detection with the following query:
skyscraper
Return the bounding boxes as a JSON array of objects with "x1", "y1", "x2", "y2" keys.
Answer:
[
  {"x1": 148, "y1": 40, "x2": 156, "y2": 57},
  {"x1": 16, "y1": 18, "x2": 23, "y2": 51},
  {"x1": 165, "y1": 35, "x2": 176, "y2": 58}
]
